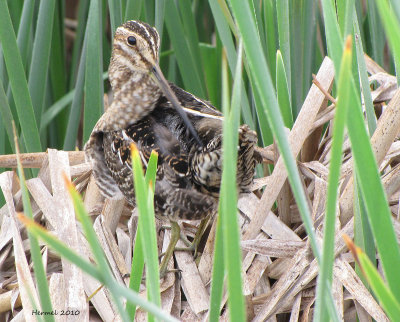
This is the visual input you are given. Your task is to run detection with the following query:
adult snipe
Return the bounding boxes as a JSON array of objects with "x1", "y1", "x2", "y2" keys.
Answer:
[{"x1": 85, "y1": 20, "x2": 261, "y2": 277}]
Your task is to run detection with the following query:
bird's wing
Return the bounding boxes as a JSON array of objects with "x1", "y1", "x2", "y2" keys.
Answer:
[
  {"x1": 103, "y1": 117, "x2": 191, "y2": 188},
  {"x1": 168, "y1": 82, "x2": 223, "y2": 118}
]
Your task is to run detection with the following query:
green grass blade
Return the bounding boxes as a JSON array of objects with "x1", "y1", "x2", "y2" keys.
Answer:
[
  {"x1": 48, "y1": 0, "x2": 68, "y2": 145},
  {"x1": 314, "y1": 36, "x2": 353, "y2": 322},
  {"x1": 127, "y1": 226, "x2": 145, "y2": 320},
  {"x1": 320, "y1": 0, "x2": 343, "y2": 68},
  {"x1": 65, "y1": 179, "x2": 109, "y2": 273},
  {"x1": 299, "y1": 0, "x2": 316, "y2": 114},
  {"x1": 205, "y1": 0, "x2": 237, "y2": 75},
  {"x1": 63, "y1": 32, "x2": 87, "y2": 150},
  {"x1": 15, "y1": 0, "x2": 35, "y2": 69},
  {"x1": 42, "y1": 72, "x2": 108, "y2": 133},
  {"x1": 253, "y1": 0, "x2": 267, "y2": 56},
  {"x1": 40, "y1": 90, "x2": 74, "y2": 133},
  {"x1": 200, "y1": 43, "x2": 220, "y2": 106},
  {"x1": 0, "y1": 79, "x2": 15, "y2": 151},
  {"x1": 354, "y1": 1, "x2": 365, "y2": 40},
  {"x1": 27, "y1": 0, "x2": 56, "y2": 127},
  {"x1": 84, "y1": 0, "x2": 104, "y2": 143},
  {"x1": 101, "y1": 0, "x2": 111, "y2": 72},
  {"x1": 227, "y1": 0, "x2": 342, "y2": 316},
  {"x1": 126, "y1": 150, "x2": 159, "y2": 320},
  {"x1": 289, "y1": 0, "x2": 302, "y2": 114},
  {"x1": 130, "y1": 144, "x2": 161, "y2": 311},
  {"x1": 7, "y1": 1, "x2": 23, "y2": 29},
  {"x1": 14, "y1": 135, "x2": 54, "y2": 321},
  {"x1": 66, "y1": 175, "x2": 176, "y2": 322},
  {"x1": 366, "y1": 0, "x2": 384, "y2": 66},
  {"x1": 65, "y1": 177, "x2": 129, "y2": 321},
  {"x1": 374, "y1": 0, "x2": 400, "y2": 83},
  {"x1": 347, "y1": 97, "x2": 400, "y2": 298},
  {"x1": 69, "y1": 0, "x2": 89, "y2": 89},
  {"x1": 353, "y1": 11, "x2": 376, "y2": 136},
  {"x1": 209, "y1": 213, "x2": 225, "y2": 320},
  {"x1": 263, "y1": 0, "x2": 277, "y2": 85},
  {"x1": 345, "y1": 237, "x2": 400, "y2": 321},
  {"x1": 342, "y1": 0, "x2": 355, "y2": 40},
  {"x1": 154, "y1": 0, "x2": 165, "y2": 39},
  {"x1": 389, "y1": 0, "x2": 400, "y2": 84},
  {"x1": 251, "y1": 83, "x2": 273, "y2": 146},
  {"x1": 178, "y1": 0, "x2": 207, "y2": 96},
  {"x1": 276, "y1": 0, "x2": 291, "y2": 96},
  {"x1": 19, "y1": 213, "x2": 101, "y2": 280},
  {"x1": 107, "y1": 0, "x2": 122, "y2": 35},
  {"x1": 336, "y1": 0, "x2": 346, "y2": 35},
  {"x1": 145, "y1": 151, "x2": 158, "y2": 188},
  {"x1": 0, "y1": 45, "x2": 5, "y2": 86},
  {"x1": 111, "y1": 283, "x2": 178, "y2": 322},
  {"x1": 227, "y1": 0, "x2": 320, "y2": 260},
  {"x1": 145, "y1": 188, "x2": 157, "y2": 322},
  {"x1": 164, "y1": 1, "x2": 206, "y2": 98},
  {"x1": 276, "y1": 50, "x2": 293, "y2": 128},
  {"x1": 19, "y1": 186, "x2": 176, "y2": 322},
  {"x1": 208, "y1": 0, "x2": 257, "y2": 132},
  {"x1": 0, "y1": 131, "x2": 5, "y2": 173},
  {"x1": 321, "y1": 0, "x2": 400, "y2": 300},
  {"x1": 354, "y1": 173, "x2": 376, "y2": 285},
  {"x1": 125, "y1": 0, "x2": 143, "y2": 21},
  {"x1": 360, "y1": 255, "x2": 400, "y2": 320},
  {"x1": 389, "y1": 0, "x2": 400, "y2": 28},
  {"x1": 144, "y1": 0, "x2": 155, "y2": 25},
  {"x1": 220, "y1": 39, "x2": 245, "y2": 321},
  {"x1": 0, "y1": 0, "x2": 42, "y2": 153}
]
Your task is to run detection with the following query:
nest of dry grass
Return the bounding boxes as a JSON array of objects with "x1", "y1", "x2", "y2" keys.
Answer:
[{"x1": 0, "y1": 55, "x2": 399, "y2": 321}]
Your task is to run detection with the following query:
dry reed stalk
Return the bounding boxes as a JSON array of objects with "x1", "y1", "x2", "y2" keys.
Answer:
[{"x1": 1, "y1": 55, "x2": 399, "y2": 321}]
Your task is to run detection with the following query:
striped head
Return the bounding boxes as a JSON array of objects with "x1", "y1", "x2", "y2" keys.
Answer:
[
  {"x1": 109, "y1": 21, "x2": 160, "y2": 90},
  {"x1": 108, "y1": 20, "x2": 202, "y2": 145}
]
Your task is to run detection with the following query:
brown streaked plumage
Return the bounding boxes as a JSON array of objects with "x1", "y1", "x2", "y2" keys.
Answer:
[{"x1": 84, "y1": 20, "x2": 261, "y2": 277}]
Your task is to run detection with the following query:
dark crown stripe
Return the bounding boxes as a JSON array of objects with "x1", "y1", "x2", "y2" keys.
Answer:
[{"x1": 123, "y1": 20, "x2": 159, "y2": 58}]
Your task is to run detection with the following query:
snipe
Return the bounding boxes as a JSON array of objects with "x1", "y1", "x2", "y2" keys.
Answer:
[{"x1": 85, "y1": 20, "x2": 261, "y2": 277}]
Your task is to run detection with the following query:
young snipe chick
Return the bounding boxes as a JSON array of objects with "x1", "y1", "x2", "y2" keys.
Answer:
[{"x1": 84, "y1": 20, "x2": 261, "y2": 277}]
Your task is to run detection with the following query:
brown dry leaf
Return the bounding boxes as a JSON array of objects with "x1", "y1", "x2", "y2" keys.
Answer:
[
  {"x1": 241, "y1": 239, "x2": 305, "y2": 258},
  {"x1": 48, "y1": 149, "x2": 89, "y2": 320},
  {"x1": 0, "y1": 171, "x2": 39, "y2": 321},
  {"x1": 334, "y1": 258, "x2": 388, "y2": 321},
  {"x1": 340, "y1": 88, "x2": 400, "y2": 224}
]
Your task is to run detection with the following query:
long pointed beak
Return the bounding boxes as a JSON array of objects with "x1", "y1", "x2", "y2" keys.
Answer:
[{"x1": 151, "y1": 64, "x2": 203, "y2": 148}]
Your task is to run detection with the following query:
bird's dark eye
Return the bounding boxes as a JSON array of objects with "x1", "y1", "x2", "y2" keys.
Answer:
[{"x1": 127, "y1": 36, "x2": 136, "y2": 46}]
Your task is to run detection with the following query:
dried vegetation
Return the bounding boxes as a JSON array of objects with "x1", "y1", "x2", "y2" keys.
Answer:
[{"x1": 0, "y1": 55, "x2": 399, "y2": 321}]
